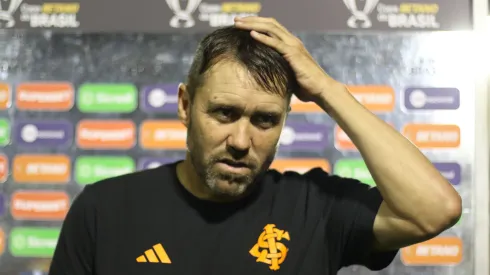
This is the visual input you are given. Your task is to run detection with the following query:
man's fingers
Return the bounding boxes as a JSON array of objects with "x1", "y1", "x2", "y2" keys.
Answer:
[
  {"x1": 235, "y1": 21, "x2": 284, "y2": 40},
  {"x1": 235, "y1": 21, "x2": 292, "y2": 43},
  {"x1": 249, "y1": 30, "x2": 290, "y2": 54},
  {"x1": 235, "y1": 16, "x2": 288, "y2": 32},
  {"x1": 235, "y1": 17, "x2": 303, "y2": 48}
]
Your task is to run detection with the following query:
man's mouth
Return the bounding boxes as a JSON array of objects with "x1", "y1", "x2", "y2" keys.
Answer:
[{"x1": 219, "y1": 159, "x2": 249, "y2": 168}]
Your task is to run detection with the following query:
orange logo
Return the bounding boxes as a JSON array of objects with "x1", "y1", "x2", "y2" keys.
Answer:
[
  {"x1": 401, "y1": 236, "x2": 463, "y2": 265},
  {"x1": 289, "y1": 95, "x2": 323, "y2": 113},
  {"x1": 0, "y1": 154, "x2": 7, "y2": 183},
  {"x1": 11, "y1": 191, "x2": 70, "y2": 220},
  {"x1": 136, "y1": 243, "x2": 171, "y2": 264},
  {"x1": 140, "y1": 120, "x2": 187, "y2": 149},
  {"x1": 15, "y1": 82, "x2": 74, "y2": 110},
  {"x1": 13, "y1": 154, "x2": 70, "y2": 183},
  {"x1": 270, "y1": 159, "x2": 330, "y2": 173},
  {"x1": 289, "y1": 85, "x2": 394, "y2": 113},
  {"x1": 334, "y1": 122, "x2": 394, "y2": 151},
  {"x1": 334, "y1": 125, "x2": 356, "y2": 151},
  {"x1": 0, "y1": 227, "x2": 4, "y2": 256},
  {"x1": 402, "y1": 124, "x2": 460, "y2": 148},
  {"x1": 0, "y1": 83, "x2": 10, "y2": 109},
  {"x1": 250, "y1": 224, "x2": 290, "y2": 271},
  {"x1": 348, "y1": 86, "x2": 395, "y2": 112},
  {"x1": 77, "y1": 120, "x2": 136, "y2": 149}
]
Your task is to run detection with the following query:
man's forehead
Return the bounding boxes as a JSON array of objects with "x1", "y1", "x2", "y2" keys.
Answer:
[
  {"x1": 196, "y1": 60, "x2": 290, "y2": 109},
  {"x1": 203, "y1": 61, "x2": 262, "y2": 89}
]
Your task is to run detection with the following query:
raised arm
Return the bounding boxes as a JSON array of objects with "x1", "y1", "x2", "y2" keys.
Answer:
[{"x1": 234, "y1": 16, "x2": 462, "y2": 251}]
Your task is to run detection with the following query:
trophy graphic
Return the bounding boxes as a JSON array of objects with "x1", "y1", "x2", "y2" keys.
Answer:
[
  {"x1": 343, "y1": 0, "x2": 379, "y2": 28},
  {"x1": 0, "y1": 0, "x2": 22, "y2": 28},
  {"x1": 165, "y1": 0, "x2": 202, "y2": 28}
]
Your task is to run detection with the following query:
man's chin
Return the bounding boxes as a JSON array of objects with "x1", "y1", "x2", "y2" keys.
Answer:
[{"x1": 208, "y1": 178, "x2": 251, "y2": 198}]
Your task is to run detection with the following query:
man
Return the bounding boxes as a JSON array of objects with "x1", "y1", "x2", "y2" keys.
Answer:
[{"x1": 49, "y1": 17, "x2": 462, "y2": 275}]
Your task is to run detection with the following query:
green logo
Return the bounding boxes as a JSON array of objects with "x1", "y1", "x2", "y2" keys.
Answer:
[
  {"x1": 455, "y1": 214, "x2": 462, "y2": 226},
  {"x1": 77, "y1": 83, "x2": 137, "y2": 113},
  {"x1": 0, "y1": 118, "x2": 10, "y2": 146},
  {"x1": 75, "y1": 156, "x2": 135, "y2": 185},
  {"x1": 334, "y1": 159, "x2": 375, "y2": 186},
  {"x1": 9, "y1": 227, "x2": 60, "y2": 257}
]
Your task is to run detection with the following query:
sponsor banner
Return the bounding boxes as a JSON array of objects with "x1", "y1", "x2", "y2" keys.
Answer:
[
  {"x1": 137, "y1": 157, "x2": 180, "y2": 170},
  {"x1": 0, "y1": 154, "x2": 7, "y2": 183},
  {"x1": 403, "y1": 87, "x2": 460, "y2": 111},
  {"x1": 455, "y1": 214, "x2": 463, "y2": 226},
  {"x1": 15, "y1": 82, "x2": 74, "y2": 111},
  {"x1": 140, "y1": 84, "x2": 179, "y2": 114},
  {"x1": 401, "y1": 236, "x2": 463, "y2": 265},
  {"x1": 0, "y1": 193, "x2": 5, "y2": 216},
  {"x1": 75, "y1": 156, "x2": 135, "y2": 185},
  {"x1": 402, "y1": 124, "x2": 460, "y2": 148},
  {"x1": 77, "y1": 83, "x2": 138, "y2": 113},
  {"x1": 77, "y1": 120, "x2": 136, "y2": 150},
  {"x1": 433, "y1": 162, "x2": 461, "y2": 185},
  {"x1": 0, "y1": 0, "x2": 471, "y2": 32},
  {"x1": 11, "y1": 191, "x2": 69, "y2": 220},
  {"x1": 333, "y1": 158, "x2": 375, "y2": 186},
  {"x1": 0, "y1": 118, "x2": 10, "y2": 146},
  {"x1": 18, "y1": 2, "x2": 80, "y2": 29},
  {"x1": 334, "y1": 124, "x2": 356, "y2": 151},
  {"x1": 0, "y1": 227, "x2": 4, "y2": 256},
  {"x1": 289, "y1": 95, "x2": 323, "y2": 113},
  {"x1": 0, "y1": 83, "x2": 10, "y2": 109},
  {"x1": 9, "y1": 227, "x2": 60, "y2": 258},
  {"x1": 334, "y1": 122, "x2": 394, "y2": 151},
  {"x1": 342, "y1": 1, "x2": 444, "y2": 30},
  {"x1": 270, "y1": 158, "x2": 331, "y2": 173},
  {"x1": 140, "y1": 120, "x2": 187, "y2": 150},
  {"x1": 279, "y1": 122, "x2": 330, "y2": 151},
  {"x1": 290, "y1": 85, "x2": 394, "y2": 113},
  {"x1": 13, "y1": 119, "x2": 73, "y2": 148},
  {"x1": 193, "y1": 2, "x2": 261, "y2": 28},
  {"x1": 13, "y1": 154, "x2": 70, "y2": 184},
  {"x1": 348, "y1": 86, "x2": 395, "y2": 113}
]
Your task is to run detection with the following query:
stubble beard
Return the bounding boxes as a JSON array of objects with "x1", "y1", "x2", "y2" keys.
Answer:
[{"x1": 186, "y1": 119, "x2": 277, "y2": 199}]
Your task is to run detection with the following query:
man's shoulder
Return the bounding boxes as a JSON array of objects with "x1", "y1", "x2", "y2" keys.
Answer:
[
  {"x1": 84, "y1": 164, "x2": 175, "y2": 199},
  {"x1": 267, "y1": 167, "x2": 342, "y2": 187},
  {"x1": 266, "y1": 166, "x2": 375, "y2": 198}
]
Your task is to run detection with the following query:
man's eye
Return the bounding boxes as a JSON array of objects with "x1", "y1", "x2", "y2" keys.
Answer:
[
  {"x1": 215, "y1": 108, "x2": 234, "y2": 121},
  {"x1": 253, "y1": 114, "x2": 278, "y2": 128},
  {"x1": 258, "y1": 115, "x2": 273, "y2": 124},
  {"x1": 218, "y1": 108, "x2": 231, "y2": 116}
]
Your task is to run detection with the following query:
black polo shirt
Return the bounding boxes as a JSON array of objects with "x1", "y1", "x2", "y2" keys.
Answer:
[{"x1": 49, "y1": 161, "x2": 397, "y2": 275}]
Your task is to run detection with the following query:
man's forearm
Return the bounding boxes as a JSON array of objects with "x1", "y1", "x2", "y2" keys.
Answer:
[{"x1": 316, "y1": 83, "x2": 462, "y2": 232}]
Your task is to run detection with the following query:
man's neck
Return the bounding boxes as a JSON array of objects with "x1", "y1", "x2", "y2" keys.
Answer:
[
  {"x1": 176, "y1": 155, "x2": 212, "y2": 201},
  {"x1": 175, "y1": 155, "x2": 255, "y2": 203}
]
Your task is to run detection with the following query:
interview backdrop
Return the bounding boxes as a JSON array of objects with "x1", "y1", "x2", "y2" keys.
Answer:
[
  {"x1": 0, "y1": 0, "x2": 476, "y2": 274},
  {"x1": 0, "y1": 30, "x2": 473, "y2": 275}
]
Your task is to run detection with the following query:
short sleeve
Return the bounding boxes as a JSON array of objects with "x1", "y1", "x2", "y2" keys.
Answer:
[
  {"x1": 49, "y1": 185, "x2": 97, "y2": 275},
  {"x1": 305, "y1": 168, "x2": 398, "y2": 271}
]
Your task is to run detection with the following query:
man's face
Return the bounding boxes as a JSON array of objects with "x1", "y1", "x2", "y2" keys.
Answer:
[{"x1": 179, "y1": 60, "x2": 289, "y2": 198}]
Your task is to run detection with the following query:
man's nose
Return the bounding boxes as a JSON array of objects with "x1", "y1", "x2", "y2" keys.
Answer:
[{"x1": 227, "y1": 120, "x2": 252, "y2": 154}]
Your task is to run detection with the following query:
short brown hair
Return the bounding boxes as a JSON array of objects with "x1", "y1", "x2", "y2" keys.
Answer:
[{"x1": 186, "y1": 26, "x2": 298, "y2": 100}]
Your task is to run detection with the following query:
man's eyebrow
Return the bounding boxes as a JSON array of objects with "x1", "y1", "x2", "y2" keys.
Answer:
[
  {"x1": 207, "y1": 100, "x2": 237, "y2": 107},
  {"x1": 207, "y1": 98, "x2": 287, "y2": 113}
]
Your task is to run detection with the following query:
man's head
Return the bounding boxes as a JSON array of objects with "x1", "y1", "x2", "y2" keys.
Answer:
[{"x1": 178, "y1": 26, "x2": 298, "y2": 200}]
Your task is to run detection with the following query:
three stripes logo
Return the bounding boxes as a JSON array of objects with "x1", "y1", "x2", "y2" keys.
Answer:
[{"x1": 136, "y1": 243, "x2": 172, "y2": 264}]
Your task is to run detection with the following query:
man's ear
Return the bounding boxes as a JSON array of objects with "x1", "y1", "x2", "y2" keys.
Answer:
[{"x1": 177, "y1": 83, "x2": 190, "y2": 127}]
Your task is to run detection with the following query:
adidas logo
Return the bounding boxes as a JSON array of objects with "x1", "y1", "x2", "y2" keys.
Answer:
[{"x1": 136, "y1": 243, "x2": 172, "y2": 264}]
